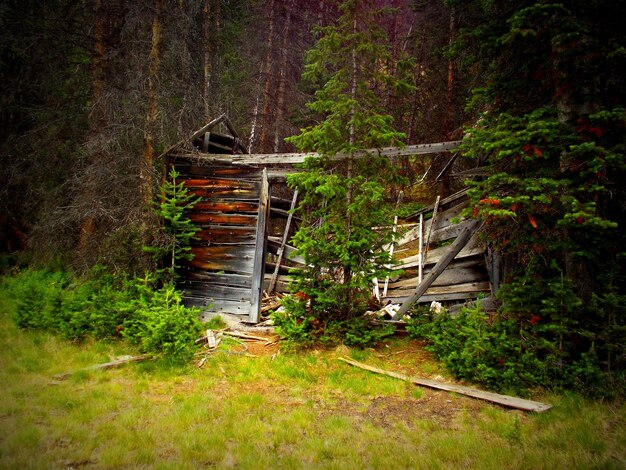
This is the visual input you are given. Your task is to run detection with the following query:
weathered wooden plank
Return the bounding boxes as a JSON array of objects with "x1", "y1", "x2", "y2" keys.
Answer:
[
  {"x1": 189, "y1": 113, "x2": 226, "y2": 142},
  {"x1": 387, "y1": 267, "x2": 487, "y2": 289},
  {"x1": 250, "y1": 169, "x2": 269, "y2": 323},
  {"x1": 396, "y1": 202, "x2": 468, "y2": 247},
  {"x1": 187, "y1": 187, "x2": 260, "y2": 200},
  {"x1": 195, "y1": 226, "x2": 257, "y2": 245},
  {"x1": 54, "y1": 354, "x2": 151, "y2": 380},
  {"x1": 190, "y1": 297, "x2": 252, "y2": 316},
  {"x1": 186, "y1": 141, "x2": 462, "y2": 166},
  {"x1": 338, "y1": 357, "x2": 552, "y2": 413},
  {"x1": 398, "y1": 233, "x2": 484, "y2": 268},
  {"x1": 191, "y1": 245, "x2": 256, "y2": 260},
  {"x1": 385, "y1": 291, "x2": 483, "y2": 304},
  {"x1": 186, "y1": 272, "x2": 252, "y2": 288},
  {"x1": 393, "y1": 219, "x2": 483, "y2": 319},
  {"x1": 386, "y1": 281, "x2": 491, "y2": 298},
  {"x1": 189, "y1": 213, "x2": 257, "y2": 225},
  {"x1": 173, "y1": 163, "x2": 258, "y2": 178},
  {"x1": 183, "y1": 178, "x2": 259, "y2": 189},
  {"x1": 193, "y1": 201, "x2": 259, "y2": 213},
  {"x1": 182, "y1": 283, "x2": 251, "y2": 301},
  {"x1": 429, "y1": 218, "x2": 474, "y2": 245},
  {"x1": 187, "y1": 258, "x2": 254, "y2": 275}
]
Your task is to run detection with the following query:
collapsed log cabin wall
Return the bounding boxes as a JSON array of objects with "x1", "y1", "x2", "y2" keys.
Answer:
[
  {"x1": 167, "y1": 121, "x2": 495, "y2": 323},
  {"x1": 383, "y1": 190, "x2": 492, "y2": 308}
]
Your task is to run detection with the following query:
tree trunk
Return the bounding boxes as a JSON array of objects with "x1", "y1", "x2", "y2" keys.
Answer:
[
  {"x1": 445, "y1": 6, "x2": 456, "y2": 140},
  {"x1": 202, "y1": 0, "x2": 220, "y2": 119},
  {"x1": 258, "y1": 0, "x2": 277, "y2": 153},
  {"x1": 344, "y1": 14, "x2": 358, "y2": 311},
  {"x1": 142, "y1": 0, "x2": 162, "y2": 211},
  {"x1": 273, "y1": 0, "x2": 294, "y2": 153},
  {"x1": 249, "y1": 0, "x2": 275, "y2": 153},
  {"x1": 78, "y1": 0, "x2": 108, "y2": 255}
]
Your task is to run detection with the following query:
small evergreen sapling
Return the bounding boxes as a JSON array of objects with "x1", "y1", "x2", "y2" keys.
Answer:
[{"x1": 146, "y1": 168, "x2": 201, "y2": 281}]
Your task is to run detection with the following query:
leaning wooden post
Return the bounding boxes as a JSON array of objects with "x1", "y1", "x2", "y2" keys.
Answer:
[
  {"x1": 391, "y1": 219, "x2": 483, "y2": 320},
  {"x1": 382, "y1": 191, "x2": 403, "y2": 297},
  {"x1": 269, "y1": 189, "x2": 298, "y2": 293},
  {"x1": 417, "y1": 213, "x2": 424, "y2": 284},
  {"x1": 423, "y1": 195, "x2": 441, "y2": 259}
]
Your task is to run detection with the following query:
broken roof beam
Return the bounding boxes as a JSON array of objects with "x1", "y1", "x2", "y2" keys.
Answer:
[{"x1": 185, "y1": 141, "x2": 462, "y2": 166}]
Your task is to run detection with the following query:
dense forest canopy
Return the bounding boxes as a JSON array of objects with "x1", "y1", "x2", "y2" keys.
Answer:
[{"x1": 1, "y1": 0, "x2": 624, "y2": 394}]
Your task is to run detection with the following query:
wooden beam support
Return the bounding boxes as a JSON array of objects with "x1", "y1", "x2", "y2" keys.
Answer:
[
  {"x1": 182, "y1": 141, "x2": 462, "y2": 166},
  {"x1": 249, "y1": 169, "x2": 269, "y2": 323}
]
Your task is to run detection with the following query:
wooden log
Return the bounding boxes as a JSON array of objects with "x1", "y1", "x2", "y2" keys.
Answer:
[
  {"x1": 190, "y1": 213, "x2": 257, "y2": 226},
  {"x1": 188, "y1": 257, "x2": 254, "y2": 275},
  {"x1": 187, "y1": 141, "x2": 461, "y2": 166},
  {"x1": 191, "y1": 245, "x2": 256, "y2": 261},
  {"x1": 223, "y1": 331, "x2": 267, "y2": 342},
  {"x1": 174, "y1": 163, "x2": 257, "y2": 178},
  {"x1": 193, "y1": 201, "x2": 259, "y2": 213},
  {"x1": 183, "y1": 178, "x2": 259, "y2": 190},
  {"x1": 190, "y1": 114, "x2": 226, "y2": 142},
  {"x1": 392, "y1": 219, "x2": 483, "y2": 320},
  {"x1": 187, "y1": 187, "x2": 260, "y2": 200},
  {"x1": 337, "y1": 357, "x2": 552, "y2": 413},
  {"x1": 54, "y1": 354, "x2": 151, "y2": 380}
]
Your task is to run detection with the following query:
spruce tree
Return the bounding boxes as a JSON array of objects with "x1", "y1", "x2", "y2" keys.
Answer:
[{"x1": 280, "y1": 0, "x2": 409, "y2": 342}]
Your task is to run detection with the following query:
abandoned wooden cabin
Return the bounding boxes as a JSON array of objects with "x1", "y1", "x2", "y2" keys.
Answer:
[{"x1": 165, "y1": 116, "x2": 499, "y2": 323}]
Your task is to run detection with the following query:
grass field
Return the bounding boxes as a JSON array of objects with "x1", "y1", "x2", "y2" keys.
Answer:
[{"x1": 1, "y1": 304, "x2": 624, "y2": 469}]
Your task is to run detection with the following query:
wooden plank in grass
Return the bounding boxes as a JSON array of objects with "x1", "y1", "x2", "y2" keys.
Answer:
[{"x1": 338, "y1": 357, "x2": 552, "y2": 413}]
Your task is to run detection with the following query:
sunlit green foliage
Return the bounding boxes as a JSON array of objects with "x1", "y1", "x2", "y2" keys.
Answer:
[{"x1": 2, "y1": 267, "x2": 202, "y2": 361}]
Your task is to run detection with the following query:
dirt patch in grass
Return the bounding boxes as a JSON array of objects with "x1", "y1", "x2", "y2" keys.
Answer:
[{"x1": 364, "y1": 391, "x2": 483, "y2": 429}]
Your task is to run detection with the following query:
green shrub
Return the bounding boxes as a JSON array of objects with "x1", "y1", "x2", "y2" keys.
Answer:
[
  {"x1": 1, "y1": 267, "x2": 202, "y2": 361},
  {"x1": 4, "y1": 269, "x2": 69, "y2": 330},
  {"x1": 123, "y1": 284, "x2": 202, "y2": 361},
  {"x1": 407, "y1": 302, "x2": 546, "y2": 393},
  {"x1": 407, "y1": 297, "x2": 624, "y2": 396},
  {"x1": 273, "y1": 294, "x2": 395, "y2": 349}
]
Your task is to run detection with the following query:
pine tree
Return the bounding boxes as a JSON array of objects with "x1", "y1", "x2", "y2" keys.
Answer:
[
  {"x1": 281, "y1": 0, "x2": 409, "y2": 340},
  {"x1": 146, "y1": 168, "x2": 201, "y2": 281}
]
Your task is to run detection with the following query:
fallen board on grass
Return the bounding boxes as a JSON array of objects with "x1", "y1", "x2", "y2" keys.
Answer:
[
  {"x1": 338, "y1": 357, "x2": 552, "y2": 413},
  {"x1": 53, "y1": 354, "x2": 151, "y2": 380}
]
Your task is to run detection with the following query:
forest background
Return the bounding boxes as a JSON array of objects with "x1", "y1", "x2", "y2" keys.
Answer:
[{"x1": 0, "y1": 0, "x2": 625, "y2": 396}]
